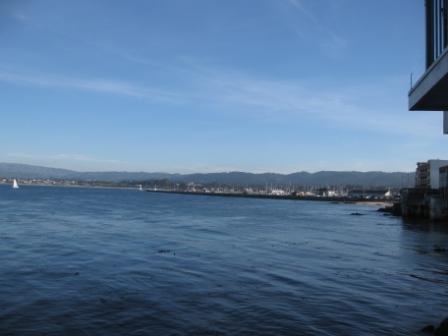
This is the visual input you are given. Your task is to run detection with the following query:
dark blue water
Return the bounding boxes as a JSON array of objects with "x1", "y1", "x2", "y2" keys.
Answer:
[{"x1": 1, "y1": 185, "x2": 447, "y2": 335}]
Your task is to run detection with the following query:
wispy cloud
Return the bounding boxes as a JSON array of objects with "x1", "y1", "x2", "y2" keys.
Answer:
[
  {"x1": 11, "y1": 12, "x2": 27, "y2": 22},
  {"x1": 287, "y1": 0, "x2": 319, "y2": 24},
  {"x1": 7, "y1": 153, "x2": 125, "y2": 165},
  {"x1": 0, "y1": 68, "x2": 440, "y2": 138},
  {"x1": 186, "y1": 69, "x2": 440, "y2": 138},
  {"x1": 0, "y1": 71, "x2": 185, "y2": 103},
  {"x1": 286, "y1": 0, "x2": 348, "y2": 58}
]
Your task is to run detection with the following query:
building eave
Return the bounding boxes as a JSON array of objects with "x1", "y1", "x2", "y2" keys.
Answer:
[{"x1": 409, "y1": 48, "x2": 448, "y2": 111}]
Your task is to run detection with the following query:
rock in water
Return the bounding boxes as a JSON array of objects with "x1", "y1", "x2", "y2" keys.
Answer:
[
  {"x1": 434, "y1": 245, "x2": 447, "y2": 253},
  {"x1": 421, "y1": 325, "x2": 435, "y2": 333},
  {"x1": 435, "y1": 318, "x2": 448, "y2": 335}
]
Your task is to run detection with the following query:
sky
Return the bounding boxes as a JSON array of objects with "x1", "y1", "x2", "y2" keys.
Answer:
[{"x1": 0, "y1": 0, "x2": 444, "y2": 173}]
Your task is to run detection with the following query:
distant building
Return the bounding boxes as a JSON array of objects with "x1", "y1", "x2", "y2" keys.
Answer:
[
  {"x1": 270, "y1": 189, "x2": 286, "y2": 196},
  {"x1": 415, "y1": 159, "x2": 448, "y2": 189},
  {"x1": 348, "y1": 189, "x2": 388, "y2": 200},
  {"x1": 409, "y1": 0, "x2": 448, "y2": 133},
  {"x1": 316, "y1": 188, "x2": 339, "y2": 197}
]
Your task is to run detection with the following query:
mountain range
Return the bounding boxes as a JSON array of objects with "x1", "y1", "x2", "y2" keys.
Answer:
[{"x1": 0, "y1": 162, "x2": 415, "y2": 188}]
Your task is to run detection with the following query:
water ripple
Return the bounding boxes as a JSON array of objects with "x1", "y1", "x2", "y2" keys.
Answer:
[{"x1": 0, "y1": 185, "x2": 447, "y2": 335}]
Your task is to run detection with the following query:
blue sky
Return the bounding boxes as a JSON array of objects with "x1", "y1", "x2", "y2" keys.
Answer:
[{"x1": 0, "y1": 0, "x2": 444, "y2": 173}]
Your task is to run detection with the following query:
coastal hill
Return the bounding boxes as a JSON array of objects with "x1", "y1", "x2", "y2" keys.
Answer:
[{"x1": 0, "y1": 162, "x2": 414, "y2": 188}]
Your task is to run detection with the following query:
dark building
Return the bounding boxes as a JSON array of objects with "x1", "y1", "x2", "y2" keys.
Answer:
[{"x1": 409, "y1": 0, "x2": 448, "y2": 132}]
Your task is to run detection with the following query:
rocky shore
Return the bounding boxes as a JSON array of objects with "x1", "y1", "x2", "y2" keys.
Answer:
[{"x1": 377, "y1": 202, "x2": 402, "y2": 216}]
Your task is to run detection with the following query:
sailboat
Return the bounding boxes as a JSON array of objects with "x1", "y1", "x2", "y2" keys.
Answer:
[
  {"x1": 138, "y1": 184, "x2": 143, "y2": 191},
  {"x1": 12, "y1": 179, "x2": 19, "y2": 189}
]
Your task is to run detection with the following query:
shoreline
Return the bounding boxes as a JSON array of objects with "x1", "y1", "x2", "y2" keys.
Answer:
[
  {"x1": 354, "y1": 201, "x2": 393, "y2": 207},
  {"x1": 1, "y1": 183, "x2": 393, "y2": 208},
  {"x1": 145, "y1": 189, "x2": 392, "y2": 206},
  {"x1": 0, "y1": 182, "x2": 136, "y2": 191}
]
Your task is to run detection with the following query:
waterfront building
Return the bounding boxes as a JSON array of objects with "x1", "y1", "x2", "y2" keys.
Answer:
[
  {"x1": 270, "y1": 189, "x2": 286, "y2": 196},
  {"x1": 315, "y1": 188, "x2": 339, "y2": 198},
  {"x1": 415, "y1": 159, "x2": 448, "y2": 189},
  {"x1": 409, "y1": 0, "x2": 448, "y2": 133},
  {"x1": 415, "y1": 162, "x2": 430, "y2": 188},
  {"x1": 348, "y1": 189, "x2": 389, "y2": 200}
]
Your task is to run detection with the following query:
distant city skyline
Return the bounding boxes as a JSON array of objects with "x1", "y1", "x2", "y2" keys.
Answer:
[{"x1": 0, "y1": 0, "x2": 444, "y2": 173}]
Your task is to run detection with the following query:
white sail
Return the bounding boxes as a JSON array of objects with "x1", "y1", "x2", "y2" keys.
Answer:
[
  {"x1": 12, "y1": 179, "x2": 19, "y2": 189},
  {"x1": 138, "y1": 184, "x2": 143, "y2": 191}
]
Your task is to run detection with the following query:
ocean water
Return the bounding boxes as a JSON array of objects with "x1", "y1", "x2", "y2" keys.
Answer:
[{"x1": 0, "y1": 185, "x2": 447, "y2": 336}]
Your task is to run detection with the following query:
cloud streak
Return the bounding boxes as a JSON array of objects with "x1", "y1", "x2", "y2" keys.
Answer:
[
  {"x1": 286, "y1": 0, "x2": 348, "y2": 58},
  {"x1": 287, "y1": 0, "x2": 319, "y2": 24},
  {"x1": 0, "y1": 71, "x2": 185, "y2": 103},
  {"x1": 7, "y1": 153, "x2": 125, "y2": 165},
  {"x1": 0, "y1": 68, "x2": 440, "y2": 139},
  {"x1": 187, "y1": 69, "x2": 440, "y2": 138}
]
